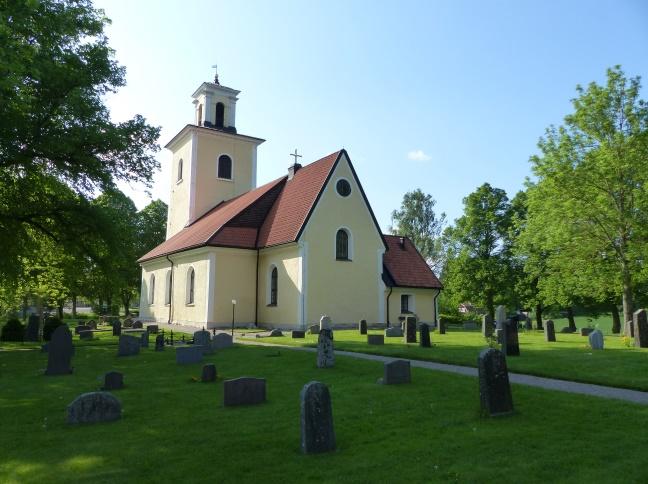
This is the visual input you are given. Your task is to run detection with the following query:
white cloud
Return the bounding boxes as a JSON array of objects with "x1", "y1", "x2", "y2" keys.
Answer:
[{"x1": 407, "y1": 149, "x2": 431, "y2": 162}]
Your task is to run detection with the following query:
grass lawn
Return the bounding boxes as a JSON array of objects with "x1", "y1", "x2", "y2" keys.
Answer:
[
  {"x1": 247, "y1": 326, "x2": 648, "y2": 391},
  {"x1": 2, "y1": 335, "x2": 648, "y2": 483}
]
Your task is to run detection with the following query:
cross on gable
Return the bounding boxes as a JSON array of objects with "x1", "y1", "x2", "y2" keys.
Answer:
[{"x1": 290, "y1": 149, "x2": 302, "y2": 165}]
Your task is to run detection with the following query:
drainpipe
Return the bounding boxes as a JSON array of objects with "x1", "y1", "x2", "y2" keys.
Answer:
[
  {"x1": 386, "y1": 286, "x2": 393, "y2": 327},
  {"x1": 254, "y1": 248, "x2": 259, "y2": 327},
  {"x1": 166, "y1": 255, "x2": 174, "y2": 325},
  {"x1": 433, "y1": 289, "x2": 440, "y2": 327}
]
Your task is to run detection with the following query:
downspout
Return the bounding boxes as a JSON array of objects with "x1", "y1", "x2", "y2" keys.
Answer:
[
  {"x1": 433, "y1": 289, "x2": 440, "y2": 326},
  {"x1": 254, "y1": 248, "x2": 259, "y2": 327},
  {"x1": 386, "y1": 286, "x2": 393, "y2": 327},
  {"x1": 166, "y1": 255, "x2": 174, "y2": 325}
]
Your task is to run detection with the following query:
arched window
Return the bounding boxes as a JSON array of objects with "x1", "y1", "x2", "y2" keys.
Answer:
[
  {"x1": 165, "y1": 270, "x2": 172, "y2": 305},
  {"x1": 177, "y1": 159, "x2": 183, "y2": 182},
  {"x1": 218, "y1": 154, "x2": 232, "y2": 179},
  {"x1": 149, "y1": 274, "x2": 155, "y2": 305},
  {"x1": 336, "y1": 229, "x2": 349, "y2": 260},
  {"x1": 270, "y1": 266, "x2": 278, "y2": 306},
  {"x1": 186, "y1": 267, "x2": 195, "y2": 305},
  {"x1": 215, "y1": 102, "x2": 225, "y2": 128}
]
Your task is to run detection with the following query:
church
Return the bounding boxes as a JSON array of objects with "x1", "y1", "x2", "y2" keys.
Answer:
[{"x1": 138, "y1": 74, "x2": 442, "y2": 329}]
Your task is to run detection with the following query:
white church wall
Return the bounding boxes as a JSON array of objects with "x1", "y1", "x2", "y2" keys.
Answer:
[{"x1": 257, "y1": 244, "x2": 301, "y2": 328}]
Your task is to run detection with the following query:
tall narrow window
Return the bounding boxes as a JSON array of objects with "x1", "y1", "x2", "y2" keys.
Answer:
[
  {"x1": 177, "y1": 159, "x2": 183, "y2": 182},
  {"x1": 149, "y1": 274, "x2": 155, "y2": 305},
  {"x1": 336, "y1": 229, "x2": 349, "y2": 260},
  {"x1": 401, "y1": 294, "x2": 410, "y2": 313},
  {"x1": 187, "y1": 268, "x2": 195, "y2": 305},
  {"x1": 218, "y1": 155, "x2": 232, "y2": 179},
  {"x1": 165, "y1": 270, "x2": 172, "y2": 305},
  {"x1": 197, "y1": 104, "x2": 203, "y2": 125},
  {"x1": 215, "y1": 102, "x2": 225, "y2": 128},
  {"x1": 270, "y1": 267, "x2": 278, "y2": 306}
]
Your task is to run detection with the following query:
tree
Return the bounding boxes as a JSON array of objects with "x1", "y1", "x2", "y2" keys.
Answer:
[
  {"x1": 529, "y1": 66, "x2": 648, "y2": 324},
  {"x1": 0, "y1": 0, "x2": 160, "y2": 281},
  {"x1": 390, "y1": 189, "x2": 446, "y2": 273},
  {"x1": 136, "y1": 200, "x2": 168, "y2": 258}
]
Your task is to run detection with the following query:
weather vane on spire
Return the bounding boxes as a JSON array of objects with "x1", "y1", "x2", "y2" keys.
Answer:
[{"x1": 211, "y1": 64, "x2": 220, "y2": 85}]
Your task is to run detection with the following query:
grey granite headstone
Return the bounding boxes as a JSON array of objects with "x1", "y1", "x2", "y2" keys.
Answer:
[
  {"x1": 502, "y1": 319, "x2": 520, "y2": 357},
  {"x1": 25, "y1": 315, "x2": 40, "y2": 342},
  {"x1": 495, "y1": 305, "x2": 507, "y2": 330},
  {"x1": 212, "y1": 333, "x2": 233, "y2": 350},
  {"x1": 118, "y1": 335, "x2": 140, "y2": 357},
  {"x1": 45, "y1": 325, "x2": 73, "y2": 375},
  {"x1": 634, "y1": 309, "x2": 648, "y2": 348},
  {"x1": 75, "y1": 325, "x2": 90, "y2": 335},
  {"x1": 292, "y1": 330, "x2": 305, "y2": 338},
  {"x1": 625, "y1": 320, "x2": 634, "y2": 338},
  {"x1": 589, "y1": 329, "x2": 604, "y2": 350},
  {"x1": 140, "y1": 332, "x2": 149, "y2": 348},
  {"x1": 580, "y1": 328, "x2": 594, "y2": 336},
  {"x1": 194, "y1": 330, "x2": 212, "y2": 353},
  {"x1": 495, "y1": 328, "x2": 504, "y2": 344},
  {"x1": 478, "y1": 348, "x2": 514, "y2": 417},
  {"x1": 176, "y1": 345, "x2": 203, "y2": 364},
  {"x1": 419, "y1": 323, "x2": 431, "y2": 348},
  {"x1": 438, "y1": 318, "x2": 446, "y2": 334},
  {"x1": 155, "y1": 334, "x2": 164, "y2": 351},
  {"x1": 112, "y1": 321, "x2": 121, "y2": 336},
  {"x1": 201, "y1": 363, "x2": 217, "y2": 382},
  {"x1": 132, "y1": 320, "x2": 143, "y2": 329},
  {"x1": 405, "y1": 316, "x2": 417, "y2": 343},
  {"x1": 320, "y1": 315, "x2": 331, "y2": 331},
  {"x1": 380, "y1": 360, "x2": 411, "y2": 385},
  {"x1": 79, "y1": 330, "x2": 93, "y2": 340},
  {"x1": 317, "y1": 329, "x2": 335, "y2": 368},
  {"x1": 482, "y1": 314, "x2": 494, "y2": 337},
  {"x1": 385, "y1": 326, "x2": 403, "y2": 337},
  {"x1": 269, "y1": 328, "x2": 283, "y2": 337},
  {"x1": 308, "y1": 324, "x2": 320, "y2": 335},
  {"x1": 463, "y1": 321, "x2": 478, "y2": 330},
  {"x1": 102, "y1": 371, "x2": 123, "y2": 391},
  {"x1": 223, "y1": 377, "x2": 266, "y2": 406},
  {"x1": 146, "y1": 325, "x2": 158, "y2": 334},
  {"x1": 367, "y1": 334, "x2": 384, "y2": 345},
  {"x1": 359, "y1": 319, "x2": 367, "y2": 335},
  {"x1": 544, "y1": 320, "x2": 556, "y2": 342},
  {"x1": 300, "y1": 381, "x2": 335, "y2": 454},
  {"x1": 67, "y1": 392, "x2": 121, "y2": 424}
]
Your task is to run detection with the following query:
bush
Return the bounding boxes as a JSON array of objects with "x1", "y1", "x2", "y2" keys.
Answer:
[
  {"x1": 43, "y1": 317, "x2": 63, "y2": 341},
  {"x1": 1, "y1": 318, "x2": 25, "y2": 342},
  {"x1": 439, "y1": 314, "x2": 463, "y2": 326}
]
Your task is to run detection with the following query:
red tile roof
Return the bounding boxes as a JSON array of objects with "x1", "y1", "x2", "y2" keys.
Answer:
[{"x1": 383, "y1": 235, "x2": 443, "y2": 289}]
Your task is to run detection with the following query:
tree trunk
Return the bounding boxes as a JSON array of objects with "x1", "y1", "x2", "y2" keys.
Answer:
[
  {"x1": 486, "y1": 291, "x2": 495, "y2": 321},
  {"x1": 72, "y1": 294, "x2": 77, "y2": 318},
  {"x1": 621, "y1": 262, "x2": 634, "y2": 327},
  {"x1": 535, "y1": 303, "x2": 543, "y2": 330},
  {"x1": 611, "y1": 302, "x2": 621, "y2": 334},
  {"x1": 22, "y1": 295, "x2": 28, "y2": 320},
  {"x1": 122, "y1": 294, "x2": 131, "y2": 317},
  {"x1": 566, "y1": 307, "x2": 576, "y2": 331},
  {"x1": 57, "y1": 300, "x2": 64, "y2": 320}
]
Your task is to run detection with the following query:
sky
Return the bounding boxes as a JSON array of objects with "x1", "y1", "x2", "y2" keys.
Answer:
[{"x1": 94, "y1": 0, "x2": 648, "y2": 231}]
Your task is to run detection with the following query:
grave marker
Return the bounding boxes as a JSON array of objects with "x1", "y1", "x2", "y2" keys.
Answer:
[
  {"x1": 359, "y1": 319, "x2": 367, "y2": 335},
  {"x1": 176, "y1": 345, "x2": 203, "y2": 364},
  {"x1": 223, "y1": 377, "x2": 266, "y2": 406},
  {"x1": 67, "y1": 392, "x2": 121, "y2": 424},
  {"x1": 380, "y1": 360, "x2": 411, "y2": 385},
  {"x1": 502, "y1": 319, "x2": 520, "y2": 356},
  {"x1": 300, "y1": 381, "x2": 335, "y2": 454},
  {"x1": 634, "y1": 309, "x2": 648, "y2": 348},
  {"x1": 405, "y1": 316, "x2": 417, "y2": 343},
  {"x1": 482, "y1": 314, "x2": 494, "y2": 337},
  {"x1": 544, "y1": 320, "x2": 556, "y2": 342},
  {"x1": 478, "y1": 348, "x2": 514, "y2": 417},
  {"x1": 45, "y1": 325, "x2": 73, "y2": 375},
  {"x1": 367, "y1": 334, "x2": 384, "y2": 345},
  {"x1": 317, "y1": 329, "x2": 335, "y2": 368},
  {"x1": 201, "y1": 363, "x2": 217, "y2": 382},
  {"x1": 589, "y1": 329, "x2": 604, "y2": 350},
  {"x1": 419, "y1": 323, "x2": 431, "y2": 348},
  {"x1": 102, "y1": 371, "x2": 124, "y2": 391},
  {"x1": 118, "y1": 335, "x2": 140, "y2": 357}
]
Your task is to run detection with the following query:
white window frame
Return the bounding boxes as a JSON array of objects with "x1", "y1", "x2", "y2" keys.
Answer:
[
  {"x1": 400, "y1": 293, "x2": 415, "y2": 314},
  {"x1": 186, "y1": 267, "x2": 196, "y2": 306},
  {"x1": 176, "y1": 158, "x2": 183, "y2": 184},
  {"x1": 149, "y1": 274, "x2": 155, "y2": 306}
]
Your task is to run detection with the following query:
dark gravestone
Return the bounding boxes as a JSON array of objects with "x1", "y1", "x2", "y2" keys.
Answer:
[
  {"x1": 405, "y1": 317, "x2": 417, "y2": 343},
  {"x1": 359, "y1": 319, "x2": 367, "y2": 335},
  {"x1": 524, "y1": 316, "x2": 533, "y2": 331},
  {"x1": 87, "y1": 320, "x2": 97, "y2": 330},
  {"x1": 300, "y1": 381, "x2": 336, "y2": 454},
  {"x1": 317, "y1": 329, "x2": 335, "y2": 368},
  {"x1": 625, "y1": 320, "x2": 634, "y2": 338},
  {"x1": 502, "y1": 319, "x2": 520, "y2": 357},
  {"x1": 140, "y1": 332, "x2": 149, "y2": 348},
  {"x1": 102, "y1": 371, "x2": 124, "y2": 390},
  {"x1": 269, "y1": 328, "x2": 283, "y2": 337},
  {"x1": 194, "y1": 330, "x2": 213, "y2": 354},
  {"x1": 292, "y1": 330, "x2": 305, "y2": 338},
  {"x1": 544, "y1": 320, "x2": 556, "y2": 342},
  {"x1": 223, "y1": 377, "x2": 266, "y2": 406},
  {"x1": 45, "y1": 325, "x2": 73, "y2": 376},
  {"x1": 482, "y1": 314, "x2": 494, "y2": 337},
  {"x1": 112, "y1": 321, "x2": 122, "y2": 336},
  {"x1": 176, "y1": 345, "x2": 203, "y2": 364},
  {"x1": 463, "y1": 321, "x2": 478, "y2": 330},
  {"x1": 381, "y1": 360, "x2": 411, "y2": 385},
  {"x1": 118, "y1": 335, "x2": 140, "y2": 357},
  {"x1": 40, "y1": 343, "x2": 49, "y2": 353},
  {"x1": 75, "y1": 325, "x2": 90, "y2": 335},
  {"x1": 634, "y1": 309, "x2": 648, "y2": 348},
  {"x1": 385, "y1": 326, "x2": 403, "y2": 337},
  {"x1": 67, "y1": 392, "x2": 121, "y2": 424},
  {"x1": 308, "y1": 324, "x2": 320, "y2": 335},
  {"x1": 560, "y1": 326, "x2": 575, "y2": 334},
  {"x1": 132, "y1": 320, "x2": 143, "y2": 329},
  {"x1": 147, "y1": 325, "x2": 158, "y2": 334},
  {"x1": 438, "y1": 318, "x2": 446, "y2": 335},
  {"x1": 79, "y1": 330, "x2": 93, "y2": 340},
  {"x1": 155, "y1": 334, "x2": 165, "y2": 351},
  {"x1": 580, "y1": 328, "x2": 594, "y2": 336},
  {"x1": 367, "y1": 334, "x2": 384, "y2": 345},
  {"x1": 478, "y1": 348, "x2": 514, "y2": 417},
  {"x1": 419, "y1": 323, "x2": 431, "y2": 348},
  {"x1": 201, "y1": 363, "x2": 217, "y2": 382},
  {"x1": 25, "y1": 315, "x2": 40, "y2": 342},
  {"x1": 212, "y1": 333, "x2": 233, "y2": 350}
]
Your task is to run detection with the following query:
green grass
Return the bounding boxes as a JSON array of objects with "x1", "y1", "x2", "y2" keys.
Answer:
[
  {"x1": 248, "y1": 326, "x2": 648, "y2": 391},
  {"x1": 2, "y1": 336, "x2": 648, "y2": 483}
]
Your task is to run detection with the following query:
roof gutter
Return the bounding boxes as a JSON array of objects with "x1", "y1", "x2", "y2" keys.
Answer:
[{"x1": 433, "y1": 289, "x2": 440, "y2": 326}]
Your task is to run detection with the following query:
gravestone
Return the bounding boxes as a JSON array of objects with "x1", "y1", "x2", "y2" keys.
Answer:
[
  {"x1": 544, "y1": 320, "x2": 556, "y2": 342},
  {"x1": 122, "y1": 319, "x2": 133, "y2": 328},
  {"x1": 45, "y1": 325, "x2": 73, "y2": 375},
  {"x1": 223, "y1": 377, "x2": 266, "y2": 406},
  {"x1": 405, "y1": 316, "x2": 417, "y2": 343},
  {"x1": 482, "y1": 314, "x2": 494, "y2": 337},
  {"x1": 320, "y1": 315, "x2": 331, "y2": 331},
  {"x1": 67, "y1": 392, "x2": 121, "y2": 424},
  {"x1": 580, "y1": 328, "x2": 594, "y2": 336},
  {"x1": 155, "y1": 334, "x2": 165, "y2": 351},
  {"x1": 359, "y1": 319, "x2": 367, "y2": 335},
  {"x1": 269, "y1": 329, "x2": 283, "y2": 337},
  {"x1": 625, "y1": 320, "x2": 634, "y2": 338},
  {"x1": 176, "y1": 345, "x2": 203, "y2": 364},
  {"x1": 87, "y1": 320, "x2": 97, "y2": 330},
  {"x1": 367, "y1": 334, "x2": 384, "y2": 345},
  {"x1": 317, "y1": 329, "x2": 335, "y2": 368},
  {"x1": 495, "y1": 305, "x2": 507, "y2": 330},
  {"x1": 419, "y1": 323, "x2": 431, "y2": 348},
  {"x1": 438, "y1": 318, "x2": 446, "y2": 335},
  {"x1": 132, "y1": 320, "x2": 143, "y2": 329},
  {"x1": 292, "y1": 330, "x2": 305, "y2": 338},
  {"x1": 25, "y1": 314, "x2": 40, "y2": 342},
  {"x1": 79, "y1": 330, "x2": 93, "y2": 340},
  {"x1": 560, "y1": 326, "x2": 576, "y2": 334},
  {"x1": 502, "y1": 319, "x2": 520, "y2": 357},
  {"x1": 102, "y1": 371, "x2": 123, "y2": 391},
  {"x1": 201, "y1": 363, "x2": 217, "y2": 382},
  {"x1": 41, "y1": 343, "x2": 48, "y2": 353},
  {"x1": 75, "y1": 325, "x2": 90, "y2": 335},
  {"x1": 589, "y1": 329, "x2": 604, "y2": 350},
  {"x1": 147, "y1": 325, "x2": 158, "y2": 334},
  {"x1": 385, "y1": 326, "x2": 403, "y2": 337},
  {"x1": 380, "y1": 360, "x2": 411, "y2": 385},
  {"x1": 463, "y1": 321, "x2": 478, "y2": 330},
  {"x1": 118, "y1": 335, "x2": 140, "y2": 357},
  {"x1": 308, "y1": 324, "x2": 320, "y2": 335},
  {"x1": 140, "y1": 332, "x2": 149, "y2": 348},
  {"x1": 478, "y1": 348, "x2": 514, "y2": 417},
  {"x1": 212, "y1": 333, "x2": 233, "y2": 350},
  {"x1": 495, "y1": 328, "x2": 504, "y2": 344},
  {"x1": 112, "y1": 320, "x2": 122, "y2": 336},
  {"x1": 524, "y1": 316, "x2": 533, "y2": 331},
  {"x1": 300, "y1": 381, "x2": 335, "y2": 454},
  {"x1": 194, "y1": 330, "x2": 212, "y2": 353},
  {"x1": 633, "y1": 309, "x2": 648, "y2": 348}
]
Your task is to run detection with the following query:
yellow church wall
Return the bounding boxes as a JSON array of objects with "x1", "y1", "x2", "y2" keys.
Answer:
[
  {"x1": 170, "y1": 251, "x2": 210, "y2": 326},
  {"x1": 387, "y1": 287, "x2": 440, "y2": 325},
  {"x1": 257, "y1": 244, "x2": 301, "y2": 327},
  {"x1": 166, "y1": 134, "x2": 193, "y2": 238},
  {"x1": 211, "y1": 247, "x2": 257, "y2": 326},
  {"x1": 300, "y1": 153, "x2": 385, "y2": 327}
]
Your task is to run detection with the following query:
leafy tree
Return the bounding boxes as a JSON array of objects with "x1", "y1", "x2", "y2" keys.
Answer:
[
  {"x1": 137, "y1": 200, "x2": 168, "y2": 258},
  {"x1": 390, "y1": 189, "x2": 446, "y2": 273}
]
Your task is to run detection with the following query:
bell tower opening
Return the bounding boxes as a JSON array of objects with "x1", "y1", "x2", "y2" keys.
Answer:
[{"x1": 215, "y1": 102, "x2": 225, "y2": 128}]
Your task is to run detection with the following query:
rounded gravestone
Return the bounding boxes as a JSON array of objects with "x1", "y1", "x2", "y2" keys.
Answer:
[
  {"x1": 589, "y1": 329, "x2": 604, "y2": 350},
  {"x1": 67, "y1": 392, "x2": 121, "y2": 424},
  {"x1": 478, "y1": 348, "x2": 514, "y2": 417},
  {"x1": 359, "y1": 319, "x2": 367, "y2": 335},
  {"x1": 102, "y1": 371, "x2": 124, "y2": 391},
  {"x1": 300, "y1": 381, "x2": 335, "y2": 454}
]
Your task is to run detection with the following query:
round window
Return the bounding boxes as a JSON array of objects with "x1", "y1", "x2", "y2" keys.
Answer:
[{"x1": 336, "y1": 179, "x2": 351, "y2": 197}]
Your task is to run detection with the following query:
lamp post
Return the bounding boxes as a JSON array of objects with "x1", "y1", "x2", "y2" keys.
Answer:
[{"x1": 231, "y1": 299, "x2": 237, "y2": 337}]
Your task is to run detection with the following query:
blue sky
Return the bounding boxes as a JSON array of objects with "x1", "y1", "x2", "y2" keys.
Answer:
[{"x1": 95, "y1": 0, "x2": 648, "y2": 230}]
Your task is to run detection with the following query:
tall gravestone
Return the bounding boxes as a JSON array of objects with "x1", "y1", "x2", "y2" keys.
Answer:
[
  {"x1": 634, "y1": 309, "x2": 648, "y2": 348},
  {"x1": 113, "y1": 320, "x2": 122, "y2": 336},
  {"x1": 438, "y1": 318, "x2": 446, "y2": 335},
  {"x1": 118, "y1": 335, "x2": 140, "y2": 357},
  {"x1": 359, "y1": 319, "x2": 367, "y2": 335},
  {"x1": 201, "y1": 363, "x2": 217, "y2": 382},
  {"x1": 589, "y1": 329, "x2": 604, "y2": 350},
  {"x1": 495, "y1": 305, "x2": 507, "y2": 330},
  {"x1": 404, "y1": 316, "x2": 417, "y2": 343},
  {"x1": 25, "y1": 314, "x2": 40, "y2": 342},
  {"x1": 140, "y1": 332, "x2": 149, "y2": 348},
  {"x1": 300, "y1": 381, "x2": 335, "y2": 454},
  {"x1": 45, "y1": 325, "x2": 73, "y2": 375},
  {"x1": 482, "y1": 314, "x2": 494, "y2": 337},
  {"x1": 625, "y1": 320, "x2": 634, "y2": 338},
  {"x1": 419, "y1": 323, "x2": 431, "y2": 348},
  {"x1": 320, "y1": 315, "x2": 331, "y2": 331},
  {"x1": 544, "y1": 320, "x2": 556, "y2": 342},
  {"x1": 478, "y1": 348, "x2": 514, "y2": 417},
  {"x1": 502, "y1": 319, "x2": 520, "y2": 356},
  {"x1": 317, "y1": 329, "x2": 335, "y2": 368},
  {"x1": 155, "y1": 334, "x2": 165, "y2": 351}
]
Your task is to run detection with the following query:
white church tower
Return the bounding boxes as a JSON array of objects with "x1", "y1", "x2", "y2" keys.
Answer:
[{"x1": 164, "y1": 69, "x2": 265, "y2": 238}]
